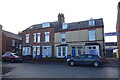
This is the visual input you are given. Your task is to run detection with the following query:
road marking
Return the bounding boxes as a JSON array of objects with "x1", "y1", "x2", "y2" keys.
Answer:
[{"x1": 2, "y1": 71, "x2": 11, "y2": 77}]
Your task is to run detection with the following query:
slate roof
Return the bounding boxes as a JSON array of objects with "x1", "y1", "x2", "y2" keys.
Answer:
[
  {"x1": 23, "y1": 18, "x2": 104, "y2": 32},
  {"x1": 2, "y1": 30, "x2": 22, "y2": 40},
  {"x1": 55, "y1": 18, "x2": 104, "y2": 32},
  {"x1": 23, "y1": 21, "x2": 61, "y2": 31}
]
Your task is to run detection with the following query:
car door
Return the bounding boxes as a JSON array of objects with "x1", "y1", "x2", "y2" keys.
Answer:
[
  {"x1": 75, "y1": 55, "x2": 85, "y2": 65},
  {"x1": 84, "y1": 55, "x2": 93, "y2": 64}
]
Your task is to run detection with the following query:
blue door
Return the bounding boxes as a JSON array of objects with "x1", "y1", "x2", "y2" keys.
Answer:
[{"x1": 72, "y1": 47, "x2": 76, "y2": 57}]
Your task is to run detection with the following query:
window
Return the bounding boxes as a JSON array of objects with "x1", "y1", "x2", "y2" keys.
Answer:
[
  {"x1": 33, "y1": 33, "x2": 37, "y2": 43},
  {"x1": 42, "y1": 22, "x2": 51, "y2": 28},
  {"x1": 89, "y1": 30, "x2": 95, "y2": 41},
  {"x1": 12, "y1": 40, "x2": 15, "y2": 46},
  {"x1": 45, "y1": 32, "x2": 50, "y2": 42},
  {"x1": 61, "y1": 33, "x2": 66, "y2": 42},
  {"x1": 19, "y1": 44, "x2": 22, "y2": 49},
  {"x1": 89, "y1": 18, "x2": 95, "y2": 26},
  {"x1": 57, "y1": 46, "x2": 67, "y2": 58},
  {"x1": 77, "y1": 47, "x2": 82, "y2": 56},
  {"x1": 37, "y1": 33, "x2": 40, "y2": 43},
  {"x1": 25, "y1": 34, "x2": 29, "y2": 43},
  {"x1": 62, "y1": 23, "x2": 68, "y2": 29}
]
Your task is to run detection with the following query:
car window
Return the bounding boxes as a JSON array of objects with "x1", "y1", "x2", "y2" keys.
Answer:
[{"x1": 87, "y1": 55, "x2": 93, "y2": 58}]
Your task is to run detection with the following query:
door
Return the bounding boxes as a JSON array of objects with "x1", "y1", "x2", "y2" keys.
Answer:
[
  {"x1": 76, "y1": 55, "x2": 85, "y2": 65},
  {"x1": 84, "y1": 55, "x2": 93, "y2": 64},
  {"x1": 37, "y1": 47, "x2": 40, "y2": 59},
  {"x1": 77, "y1": 47, "x2": 82, "y2": 56},
  {"x1": 72, "y1": 47, "x2": 76, "y2": 57},
  {"x1": 33, "y1": 47, "x2": 36, "y2": 58}
]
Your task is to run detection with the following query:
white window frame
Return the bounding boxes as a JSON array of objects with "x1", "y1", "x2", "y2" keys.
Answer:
[
  {"x1": 62, "y1": 23, "x2": 68, "y2": 29},
  {"x1": 45, "y1": 32, "x2": 50, "y2": 42},
  {"x1": 56, "y1": 46, "x2": 67, "y2": 58},
  {"x1": 33, "y1": 33, "x2": 37, "y2": 43},
  {"x1": 85, "y1": 45, "x2": 100, "y2": 56},
  {"x1": 89, "y1": 19, "x2": 95, "y2": 26},
  {"x1": 89, "y1": 30, "x2": 96, "y2": 41},
  {"x1": 42, "y1": 22, "x2": 51, "y2": 28},
  {"x1": 61, "y1": 33, "x2": 66, "y2": 43},
  {"x1": 37, "y1": 33, "x2": 41, "y2": 43},
  {"x1": 25, "y1": 34, "x2": 30, "y2": 43},
  {"x1": 42, "y1": 46, "x2": 52, "y2": 58},
  {"x1": 19, "y1": 44, "x2": 22, "y2": 49},
  {"x1": 12, "y1": 40, "x2": 15, "y2": 46},
  {"x1": 22, "y1": 47, "x2": 31, "y2": 56}
]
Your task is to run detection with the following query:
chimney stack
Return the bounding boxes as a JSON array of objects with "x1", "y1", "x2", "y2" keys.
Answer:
[{"x1": 58, "y1": 13, "x2": 65, "y2": 23}]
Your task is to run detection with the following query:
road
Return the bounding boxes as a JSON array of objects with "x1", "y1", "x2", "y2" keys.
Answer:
[{"x1": 2, "y1": 62, "x2": 119, "y2": 79}]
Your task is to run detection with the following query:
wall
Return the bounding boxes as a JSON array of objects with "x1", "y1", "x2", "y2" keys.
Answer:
[
  {"x1": 54, "y1": 28, "x2": 104, "y2": 43},
  {"x1": 117, "y1": 2, "x2": 120, "y2": 58},
  {"x1": 22, "y1": 27, "x2": 55, "y2": 57}
]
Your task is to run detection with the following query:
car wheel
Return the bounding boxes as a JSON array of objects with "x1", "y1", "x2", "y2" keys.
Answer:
[
  {"x1": 11, "y1": 59, "x2": 15, "y2": 63},
  {"x1": 93, "y1": 62, "x2": 100, "y2": 67},
  {"x1": 69, "y1": 61, "x2": 75, "y2": 66}
]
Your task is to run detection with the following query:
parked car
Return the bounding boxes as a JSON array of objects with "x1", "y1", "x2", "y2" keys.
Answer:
[
  {"x1": 66, "y1": 54, "x2": 105, "y2": 67},
  {"x1": 2, "y1": 52, "x2": 22, "y2": 62}
]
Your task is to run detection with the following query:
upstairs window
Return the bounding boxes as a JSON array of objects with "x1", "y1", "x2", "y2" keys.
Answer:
[
  {"x1": 62, "y1": 23, "x2": 68, "y2": 29},
  {"x1": 37, "y1": 33, "x2": 41, "y2": 43},
  {"x1": 42, "y1": 22, "x2": 51, "y2": 28},
  {"x1": 25, "y1": 34, "x2": 30, "y2": 43},
  {"x1": 89, "y1": 30, "x2": 96, "y2": 41},
  {"x1": 12, "y1": 40, "x2": 15, "y2": 46},
  {"x1": 61, "y1": 33, "x2": 66, "y2": 42},
  {"x1": 33, "y1": 33, "x2": 37, "y2": 43},
  {"x1": 45, "y1": 32, "x2": 50, "y2": 42},
  {"x1": 89, "y1": 18, "x2": 95, "y2": 26}
]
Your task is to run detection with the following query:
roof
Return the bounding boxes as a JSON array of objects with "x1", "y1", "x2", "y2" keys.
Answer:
[
  {"x1": 23, "y1": 21, "x2": 61, "y2": 31},
  {"x1": 23, "y1": 18, "x2": 104, "y2": 32},
  {"x1": 2, "y1": 30, "x2": 22, "y2": 40},
  {"x1": 55, "y1": 18, "x2": 104, "y2": 32}
]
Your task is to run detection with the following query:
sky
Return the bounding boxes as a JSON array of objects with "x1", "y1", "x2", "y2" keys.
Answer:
[{"x1": 0, "y1": 0, "x2": 119, "y2": 42}]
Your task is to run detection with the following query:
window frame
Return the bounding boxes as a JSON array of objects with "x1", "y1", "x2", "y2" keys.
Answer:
[
  {"x1": 61, "y1": 33, "x2": 66, "y2": 43},
  {"x1": 44, "y1": 32, "x2": 50, "y2": 42},
  {"x1": 37, "y1": 33, "x2": 41, "y2": 43},
  {"x1": 89, "y1": 30, "x2": 96, "y2": 41},
  {"x1": 42, "y1": 22, "x2": 51, "y2": 28},
  {"x1": 89, "y1": 19, "x2": 95, "y2": 26},
  {"x1": 62, "y1": 23, "x2": 68, "y2": 29},
  {"x1": 25, "y1": 34, "x2": 30, "y2": 43}
]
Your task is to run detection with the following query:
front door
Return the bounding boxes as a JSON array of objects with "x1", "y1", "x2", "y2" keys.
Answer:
[
  {"x1": 72, "y1": 47, "x2": 76, "y2": 57},
  {"x1": 33, "y1": 47, "x2": 36, "y2": 58}
]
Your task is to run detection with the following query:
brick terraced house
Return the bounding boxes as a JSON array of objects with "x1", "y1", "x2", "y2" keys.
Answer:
[
  {"x1": 22, "y1": 13, "x2": 105, "y2": 60},
  {"x1": 22, "y1": 13, "x2": 64, "y2": 60},
  {"x1": 0, "y1": 25, "x2": 22, "y2": 55}
]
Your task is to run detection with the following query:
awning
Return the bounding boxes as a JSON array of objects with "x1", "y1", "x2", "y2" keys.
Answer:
[
  {"x1": 56, "y1": 44, "x2": 68, "y2": 47},
  {"x1": 85, "y1": 43, "x2": 100, "y2": 46}
]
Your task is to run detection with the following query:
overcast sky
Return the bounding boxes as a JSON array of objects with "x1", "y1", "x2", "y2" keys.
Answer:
[{"x1": 0, "y1": 0, "x2": 119, "y2": 42}]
